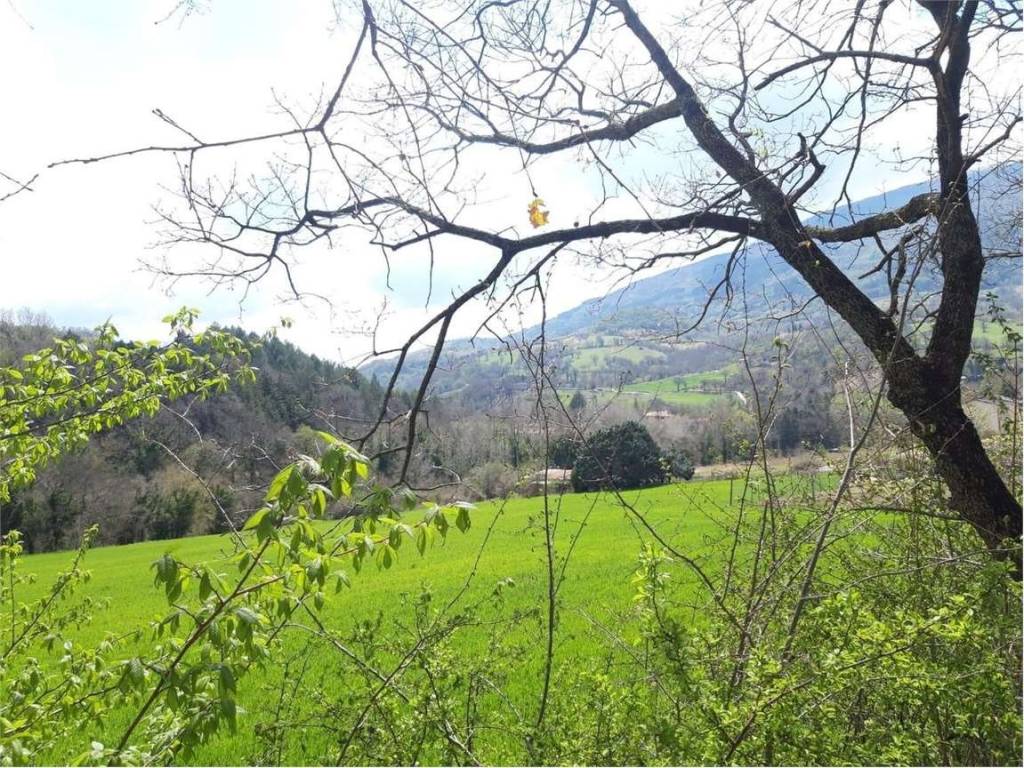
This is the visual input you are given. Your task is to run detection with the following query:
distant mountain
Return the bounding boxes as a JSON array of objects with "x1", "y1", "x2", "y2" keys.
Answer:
[
  {"x1": 541, "y1": 165, "x2": 1022, "y2": 339},
  {"x1": 363, "y1": 164, "x2": 1021, "y2": 395}
]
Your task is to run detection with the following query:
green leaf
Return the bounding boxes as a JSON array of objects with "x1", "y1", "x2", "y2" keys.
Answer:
[
  {"x1": 267, "y1": 466, "x2": 294, "y2": 502},
  {"x1": 199, "y1": 571, "x2": 213, "y2": 601},
  {"x1": 243, "y1": 507, "x2": 270, "y2": 531},
  {"x1": 235, "y1": 607, "x2": 260, "y2": 626},
  {"x1": 455, "y1": 506, "x2": 471, "y2": 533},
  {"x1": 219, "y1": 664, "x2": 236, "y2": 695},
  {"x1": 377, "y1": 544, "x2": 396, "y2": 570},
  {"x1": 220, "y1": 697, "x2": 237, "y2": 732},
  {"x1": 314, "y1": 430, "x2": 340, "y2": 446},
  {"x1": 127, "y1": 658, "x2": 145, "y2": 687},
  {"x1": 152, "y1": 553, "x2": 177, "y2": 585}
]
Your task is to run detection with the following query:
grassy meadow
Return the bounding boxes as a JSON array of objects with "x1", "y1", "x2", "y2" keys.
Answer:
[
  {"x1": 17, "y1": 478, "x2": 785, "y2": 764},
  {"x1": 558, "y1": 381, "x2": 733, "y2": 409},
  {"x1": 555, "y1": 365, "x2": 742, "y2": 411},
  {"x1": 570, "y1": 344, "x2": 666, "y2": 370}
]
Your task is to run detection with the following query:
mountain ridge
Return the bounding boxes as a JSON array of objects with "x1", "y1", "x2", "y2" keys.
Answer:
[
  {"x1": 362, "y1": 164, "x2": 1022, "y2": 395},
  {"x1": 537, "y1": 165, "x2": 1021, "y2": 339}
]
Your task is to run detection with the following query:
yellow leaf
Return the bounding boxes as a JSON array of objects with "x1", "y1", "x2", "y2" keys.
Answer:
[{"x1": 527, "y1": 197, "x2": 550, "y2": 229}]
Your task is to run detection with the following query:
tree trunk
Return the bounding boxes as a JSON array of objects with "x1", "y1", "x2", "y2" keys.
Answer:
[
  {"x1": 765, "y1": 217, "x2": 1022, "y2": 569},
  {"x1": 616, "y1": 0, "x2": 1022, "y2": 567},
  {"x1": 888, "y1": 363, "x2": 1023, "y2": 564}
]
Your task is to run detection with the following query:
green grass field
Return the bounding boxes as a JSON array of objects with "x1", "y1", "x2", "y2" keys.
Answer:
[
  {"x1": 570, "y1": 344, "x2": 666, "y2": 370},
  {"x1": 972, "y1": 318, "x2": 1022, "y2": 346},
  {"x1": 627, "y1": 368, "x2": 738, "y2": 404},
  {"x1": 558, "y1": 383, "x2": 731, "y2": 409},
  {"x1": 632, "y1": 366, "x2": 738, "y2": 392},
  {"x1": 632, "y1": 388, "x2": 727, "y2": 407},
  {"x1": 559, "y1": 388, "x2": 727, "y2": 409},
  {"x1": 557, "y1": 366, "x2": 740, "y2": 410},
  {"x1": 18, "y1": 479, "x2": 787, "y2": 764}
]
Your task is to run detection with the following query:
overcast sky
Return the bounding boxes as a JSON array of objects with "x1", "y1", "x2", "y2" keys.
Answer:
[
  {"x1": 0, "y1": 1, "x2": 642, "y2": 361},
  {"x1": 0, "y1": 1, "x2": 1012, "y2": 366}
]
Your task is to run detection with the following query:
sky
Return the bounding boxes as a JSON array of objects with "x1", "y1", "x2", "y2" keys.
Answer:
[
  {"x1": 0, "y1": 0, "x2": 640, "y2": 363},
  {"x1": 0, "y1": 0, "x2": 1017, "y2": 366}
]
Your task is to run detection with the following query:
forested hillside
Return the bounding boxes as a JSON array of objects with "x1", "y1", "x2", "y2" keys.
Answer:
[{"x1": 0, "y1": 314, "x2": 401, "y2": 552}]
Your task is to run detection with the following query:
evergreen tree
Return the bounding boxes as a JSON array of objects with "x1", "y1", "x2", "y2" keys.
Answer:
[{"x1": 571, "y1": 421, "x2": 667, "y2": 492}]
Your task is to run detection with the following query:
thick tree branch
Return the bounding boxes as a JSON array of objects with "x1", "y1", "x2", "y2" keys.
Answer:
[
  {"x1": 756, "y1": 49, "x2": 936, "y2": 91},
  {"x1": 806, "y1": 192, "x2": 939, "y2": 243},
  {"x1": 309, "y1": 197, "x2": 760, "y2": 253}
]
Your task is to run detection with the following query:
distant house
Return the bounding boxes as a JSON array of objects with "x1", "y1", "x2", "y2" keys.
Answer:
[
  {"x1": 644, "y1": 410, "x2": 674, "y2": 421},
  {"x1": 518, "y1": 468, "x2": 573, "y2": 497}
]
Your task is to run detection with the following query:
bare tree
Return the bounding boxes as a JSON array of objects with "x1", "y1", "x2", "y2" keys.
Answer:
[{"x1": 54, "y1": 0, "x2": 1022, "y2": 562}]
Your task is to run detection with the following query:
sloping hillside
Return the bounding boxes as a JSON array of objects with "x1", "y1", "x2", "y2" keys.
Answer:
[
  {"x1": 0, "y1": 323, "x2": 399, "y2": 552},
  {"x1": 364, "y1": 165, "x2": 1022, "y2": 400}
]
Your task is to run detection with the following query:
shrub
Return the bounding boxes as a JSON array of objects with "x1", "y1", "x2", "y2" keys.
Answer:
[
  {"x1": 662, "y1": 446, "x2": 695, "y2": 480},
  {"x1": 548, "y1": 435, "x2": 579, "y2": 469},
  {"x1": 465, "y1": 461, "x2": 518, "y2": 500},
  {"x1": 571, "y1": 421, "x2": 667, "y2": 492}
]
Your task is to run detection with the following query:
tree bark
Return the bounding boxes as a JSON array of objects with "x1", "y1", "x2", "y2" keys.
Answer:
[
  {"x1": 618, "y1": 0, "x2": 1023, "y2": 566},
  {"x1": 888, "y1": 359, "x2": 1023, "y2": 560},
  {"x1": 766, "y1": 214, "x2": 1022, "y2": 569}
]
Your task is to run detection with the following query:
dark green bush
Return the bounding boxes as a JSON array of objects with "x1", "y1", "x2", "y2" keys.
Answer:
[
  {"x1": 571, "y1": 421, "x2": 667, "y2": 492},
  {"x1": 549, "y1": 435, "x2": 580, "y2": 469}
]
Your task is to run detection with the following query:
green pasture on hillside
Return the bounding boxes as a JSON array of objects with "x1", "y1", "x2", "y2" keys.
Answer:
[
  {"x1": 570, "y1": 344, "x2": 665, "y2": 370},
  {"x1": 631, "y1": 366, "x2": 739, "y2": 392},
  {"x1": 559, "y1": 385, "x2": 729, "y2": 409},
  {"x1": 630, "y1": 388, "x2": 727, "y2": 407}
]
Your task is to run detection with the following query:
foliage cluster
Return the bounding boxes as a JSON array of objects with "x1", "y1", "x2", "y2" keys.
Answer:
[
  {"x1": 571, "y1": 421, "x2": 669, "y2": 492},
  {"x1": 0, "y1": 321, "x2": 398, "y2": 553},
  {"x1": 0, "y1": 309, "x2": 252, "y2": 505}
]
